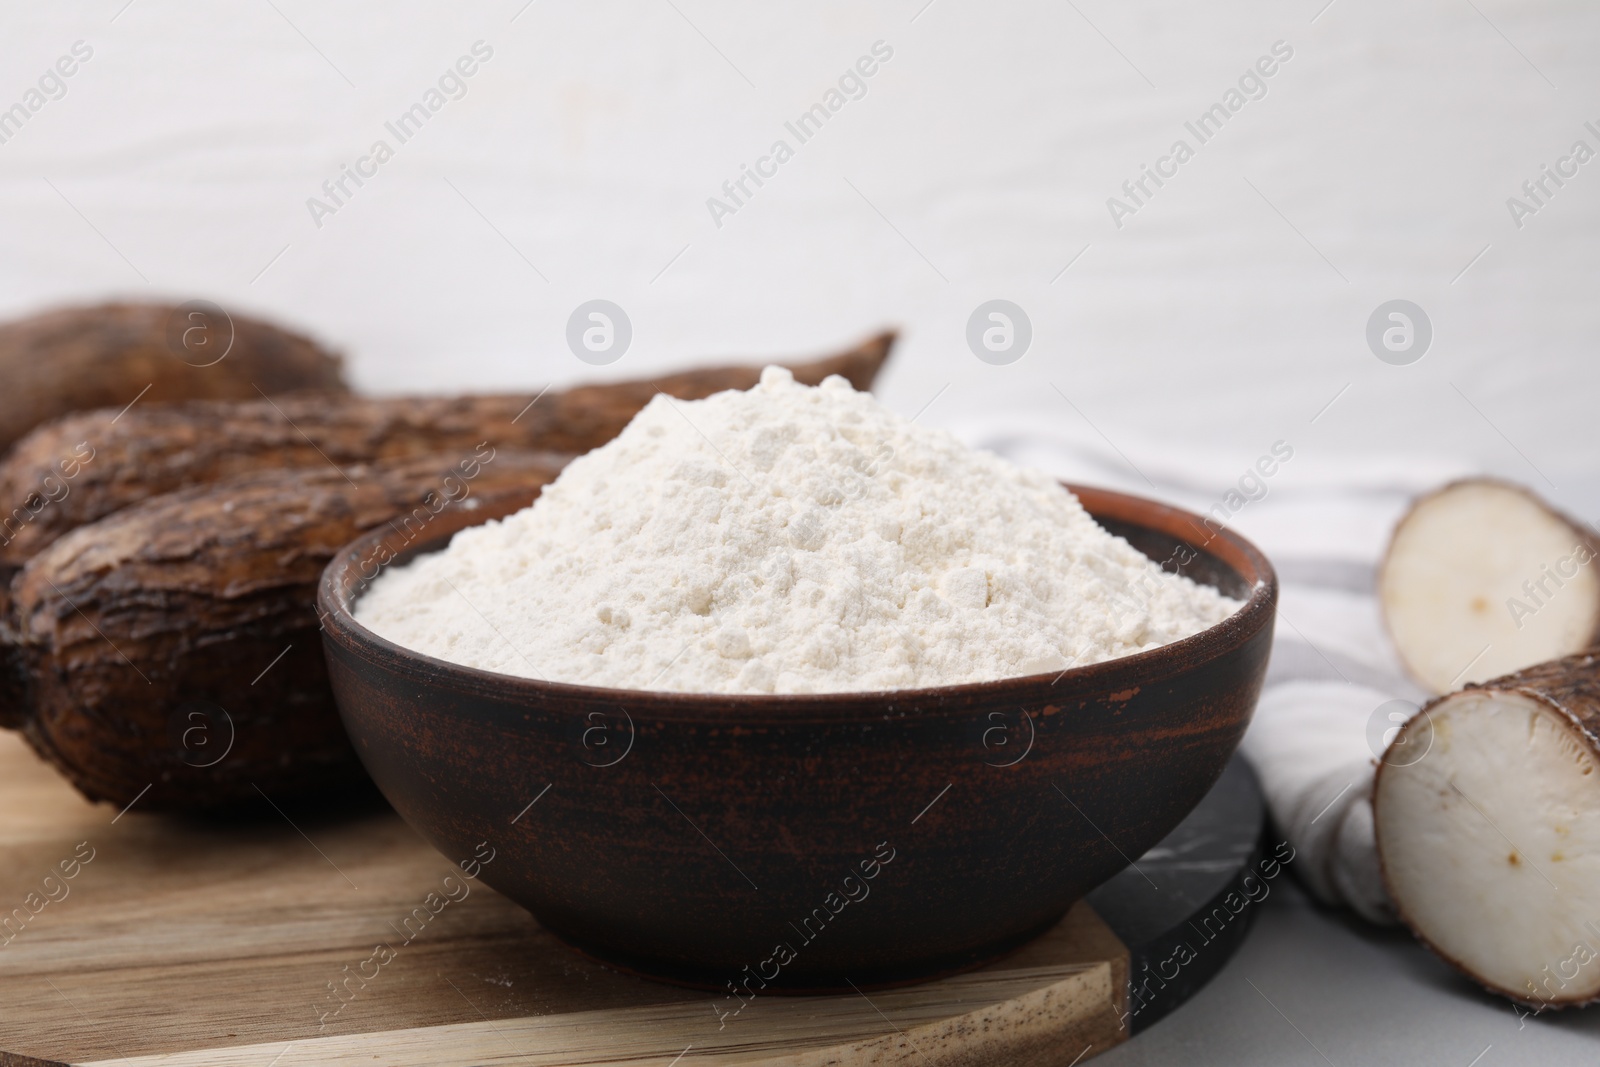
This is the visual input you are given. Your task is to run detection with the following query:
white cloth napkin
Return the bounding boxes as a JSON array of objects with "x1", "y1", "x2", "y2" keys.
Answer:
[{"x1": 953, "y1": 415, "x2": 1470, "y2": 925}]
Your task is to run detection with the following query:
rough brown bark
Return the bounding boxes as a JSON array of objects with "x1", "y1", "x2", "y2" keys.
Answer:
[
  {"x1": 0, "y1": 331, "x2": 894, "y2": 570},
  {"x1": 2, "y1": 449, "x2": 569, "y2": 811},
  {"x1": 1473, "y1": 650, "x2": 1600, "y2": 738},
  {"x1": 0, "y1": 301, "x2": 347, "y2": 454}
]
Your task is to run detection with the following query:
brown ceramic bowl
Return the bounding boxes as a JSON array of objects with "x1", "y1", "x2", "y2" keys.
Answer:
[{"x1": 318, "y1": 485, "x2": 1276, "y2": 991}]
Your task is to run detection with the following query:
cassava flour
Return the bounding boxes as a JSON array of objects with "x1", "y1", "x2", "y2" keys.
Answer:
[{"x1": 356, "y1": 367, "x2": 1241, "y2": 693}]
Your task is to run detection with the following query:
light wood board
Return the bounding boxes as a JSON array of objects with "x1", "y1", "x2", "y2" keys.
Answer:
[{"x1": 0, "y1": 733, "x2": 1130, "y2": 1066}]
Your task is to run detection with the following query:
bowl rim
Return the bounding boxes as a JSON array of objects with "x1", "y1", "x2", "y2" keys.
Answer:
[{"x1": 317, "y1": 482, "x2": 1278, "y2": 708}]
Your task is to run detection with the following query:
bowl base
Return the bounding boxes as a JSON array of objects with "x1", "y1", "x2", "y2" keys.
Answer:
[{"x1": 533, "y1": 907, "x2": 1072, "y2": 994}]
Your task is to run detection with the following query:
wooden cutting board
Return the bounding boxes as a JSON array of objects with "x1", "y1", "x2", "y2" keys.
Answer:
[{"x1": 0, "y1": 732, "x2": 1134, "y2": 1067}]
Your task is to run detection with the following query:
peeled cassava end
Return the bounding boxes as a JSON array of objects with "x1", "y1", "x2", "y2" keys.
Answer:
[
  {"x1": 1378, "y1": 479, "x2": 1600, "y2": 694},
  {"x1": 1374, "y1": 653, "x2": 1600, "y2": 1008}
]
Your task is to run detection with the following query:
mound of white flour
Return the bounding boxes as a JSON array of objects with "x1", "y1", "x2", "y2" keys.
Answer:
[{"x1": 356, "y1": 368, "x2": 1241, "y2": 693}]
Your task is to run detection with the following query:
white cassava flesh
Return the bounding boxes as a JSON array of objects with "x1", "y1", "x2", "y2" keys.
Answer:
[
  {"x1": 1379, "y1": 479, "x2": 1600, "y2": 694},
  {"x1": 1374, "y1": 652, "x2": 1600, "y2": 1008}
]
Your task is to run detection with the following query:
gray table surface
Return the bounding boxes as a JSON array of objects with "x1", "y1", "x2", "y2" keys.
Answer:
[{"x1": 1098, "y1": 877, "x2": 1600, "y2": 1066}]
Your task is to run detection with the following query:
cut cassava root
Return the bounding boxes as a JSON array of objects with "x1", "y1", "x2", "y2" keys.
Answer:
[
  {"x1": 1, "y1": 450, "x2": 568, "y2": 811},
  {"x1": 1378, "y1": 479, "x2": 1600, "y2": 694},
  {"x1": 0, "y1": 301, "x2": 347, "y2": 454},
  {"x1": 0, "y1": 331, "x2": 894, "y2": 571},
  {"x1": 1374, "y1": 651, "x2": 1600, "y2": 1008}
]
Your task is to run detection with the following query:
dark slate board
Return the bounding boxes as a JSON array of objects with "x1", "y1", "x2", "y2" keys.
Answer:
[{"x1": 1086, "y1": 753, "x2": 1270, "y2": 1033}]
